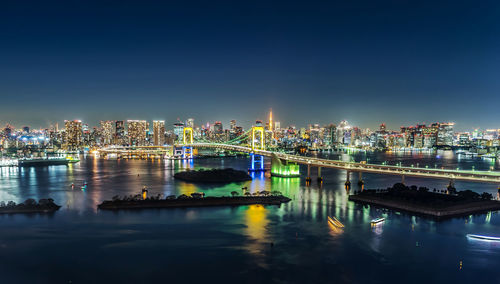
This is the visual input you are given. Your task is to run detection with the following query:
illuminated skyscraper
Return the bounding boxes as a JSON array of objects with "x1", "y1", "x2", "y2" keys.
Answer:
[
  {"x1": 64, "y1": 120, "x2": 82, "y2": 150},
  {"x1": 153, "y1": 120, "x2": 165, "y2": 146},
  {"x1": 214, "y1": 121, "x2": 223, "y2": 134},
  {"x1": 127, "y1": 120, "x2": 147, "y2": 146},
  {"x1": 437, "y1": 122, "x2": 454, "y2": 146},
  {"x1": 115, "y1": 121, "x2": 125, "y2": 145},
  {"x1": 100, "y1": 120, "x2": 114, "y2": 145},
  {"x1": 230, "y1": 120, "x2": 236, "y2": 130},
  {"x1": 173, "y1": 122, "x2": 184, "y2": 143},
  {"x1": 186, "y1": 118, "x2": 194, "y2": 128}
]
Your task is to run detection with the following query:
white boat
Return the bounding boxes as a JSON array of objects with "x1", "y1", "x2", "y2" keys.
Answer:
[
  {"x1": 370, "y1": 217, "x2": 385, "y2": 225},
  {"x1": 466, "y1": 234, "x2": 500, "y2": 242},
  {"x1": 328, "y1": 216, "x2": 344, "y2": 228}
]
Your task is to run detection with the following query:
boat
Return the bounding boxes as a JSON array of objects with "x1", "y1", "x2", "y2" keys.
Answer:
[
  {"x1": 328, "y1": 216, "x2": 344, "y2": 228},
  {"x1": 18, "y1": 156, "x2": 80, "y2": 167},
  {"x1": 466, "y1": 234, "x2": 500, "y2": 242},
  {"x1": 370, "y1": 217, "x2": 385, "y2": 225}
]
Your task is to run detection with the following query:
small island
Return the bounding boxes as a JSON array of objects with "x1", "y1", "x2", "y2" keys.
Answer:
[
  {"x1": 349, "y1": 183, "x2": 500, "y2": 219},
  {"x1": 174, "y1": 168, "x2": 252, "y2": 183},
  {"x1": 0, "y1": 198, "x2": 61, "y2": 214},
  {"x1": 98, "y1": 191, "x2": 291, "y2": 210}
]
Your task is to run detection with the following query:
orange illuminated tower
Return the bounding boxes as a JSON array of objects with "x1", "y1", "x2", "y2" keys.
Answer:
[{"x1": 269, "y1": 109, "x2": 273, "y2": 132}]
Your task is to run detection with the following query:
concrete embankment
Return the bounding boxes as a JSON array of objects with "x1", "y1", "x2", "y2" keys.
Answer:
[
  {"x1": 98, "y1": 196, "x2": 291, "y2": 210},
  {"x1": 348, "y1": 194, "x2": 500, "y2": 218}
]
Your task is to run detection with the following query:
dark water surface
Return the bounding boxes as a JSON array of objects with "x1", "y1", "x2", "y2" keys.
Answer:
[{"x1": 0, "y1": 151, "x2": 499, "y2": 283}]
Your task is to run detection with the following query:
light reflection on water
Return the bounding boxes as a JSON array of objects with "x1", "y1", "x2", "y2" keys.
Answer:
[{"x1": 0, "y1": 154, "x2": 498, "y2": 283}]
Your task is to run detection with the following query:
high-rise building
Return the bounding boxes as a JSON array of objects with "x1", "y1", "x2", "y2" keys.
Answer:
[
  {"x1": 380, "y1": 123, "x2": 386, "y2": 133},
  {"x1": 100, "y1": 121, "x2": 114, "y2": 145},
  {"x1": 127, "y1": 120, "x2": 147, "y2": 146},
  {"x1": 437, "y1": 122, "x2": 454, "y2": 146},
  {"x1": 186, "y1": 118, "x2": 194, "y2": 128},
  {"x1": 173, "y1": 122, "x2": 185, "y2": 143},
  {"x1": 64, "y1": 120, "x2": 83, "y2": 150},
  {"x1": 115, "y1": 121, "x2": 125, "y2": 145},
  {"x1": 230, "y1": 120, "x2": 236, "y2": 130},
  {"x1": 214, "y1": 121, "x2": 223, "y2": 134},
  {"x1": 153, "y1": 120, "x2": 165, "y2": 146}
]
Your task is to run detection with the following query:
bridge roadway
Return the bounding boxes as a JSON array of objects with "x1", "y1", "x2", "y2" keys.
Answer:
[{"x1": 184, "y1": 143, "x2": 500, "y2": 184}]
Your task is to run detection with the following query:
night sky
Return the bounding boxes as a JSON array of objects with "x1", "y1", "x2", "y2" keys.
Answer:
[{"x1": 1, "y1": 0, "x2": 499, "y2": 130}]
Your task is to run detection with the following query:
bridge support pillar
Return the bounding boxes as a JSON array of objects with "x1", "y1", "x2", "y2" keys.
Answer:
[
  {"x1": 357, "y1": 172, "x2": 364, "y2": 191},
  {"x1": 306, "y1": 164, "x2": 312, "y2": 184},
  {"x1": 317, "y1": 167, "x2": 323, "y2": 183},
  {"x1": 249, "y1": 153, "x2": 265, "y2": 172},
  {"x1": 345, "y1": 171, "x2": 351, "y2": 191},
  {"x1": 401, "y1": 175, "x2": 405, "y2": 185}
]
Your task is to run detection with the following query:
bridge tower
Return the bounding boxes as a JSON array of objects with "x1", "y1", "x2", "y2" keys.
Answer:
[
  {"x1": 251, "y1": 126, "x2": 265, "y2": 150},
  {"x1": 249, "y1": 126, "x2": 265, "y2": 172},
  {"x1": 182, "y1": 127, "x2": 194, "y2": 159}
]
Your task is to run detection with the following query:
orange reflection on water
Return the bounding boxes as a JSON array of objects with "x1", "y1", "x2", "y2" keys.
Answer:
[
  {"x1": 243, "y1": 204, "x2": 270, "y2": 263},
  {"x1": 328, "y1": 221, "x2": 344, "y2": 237}
]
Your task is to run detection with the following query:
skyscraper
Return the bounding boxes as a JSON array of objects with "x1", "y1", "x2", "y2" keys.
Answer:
[
  {"x1": 437, "y1": 122, "x2": 454, "y2": 146},
  {"x1": 115, "y1": 121, "x2": 125, "y2": 145},
  {"x1": 153, "y1": 120, "x2": 165, "y2": 146},
  {"x1": 214, "y1": 121, "x2": 223, "y2": 134},
  {"x1": 173, "y1": 122, "x2": 184, "y2": 143},
  {"x1": 100, "y1": 120, "x2": 114, "y2": 145},
  {"x1": 127, "y1": 120, "x2": 147, "y2": 146},
  {"x1": 64, "y1": 120, "x2": 83, "y2": 150}
]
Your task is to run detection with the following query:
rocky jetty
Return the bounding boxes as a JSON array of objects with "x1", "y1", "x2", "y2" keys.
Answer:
[
  {"x1": 98, "y1": 192, "x2": 291, "y2": 210},
  {"x1": 349, "y1": 183, "x2": 500, "y2": 219},
  {"x1": 0, "y1": 198, "x2": 61, "y2": 214},
  {"x1": 174, "y1": 168, "x2": 252, "y2": 183}
]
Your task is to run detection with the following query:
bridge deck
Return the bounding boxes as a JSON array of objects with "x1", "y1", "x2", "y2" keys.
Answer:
[{"x1": 186, "y1": 143, "x2": 500, "y2": 184}]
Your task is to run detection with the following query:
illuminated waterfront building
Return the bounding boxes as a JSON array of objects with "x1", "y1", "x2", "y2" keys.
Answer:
[
  {"x1": 64, "y1": 120, "x2": 83, "y2": 150},
  {"x1": 153, "y1": 120, "x2": 165, "y2": 146},
  {"x1": 127, "y1": 120, "x2": 147, "y2": 146}
]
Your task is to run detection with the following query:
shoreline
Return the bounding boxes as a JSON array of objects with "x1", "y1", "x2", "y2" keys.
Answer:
[
  {"x1": 348, "y1": 194, "x2": 500, "y2": 219},
  {"x1": 98, "y1": 196, "x2": 292, "y2": 210}
]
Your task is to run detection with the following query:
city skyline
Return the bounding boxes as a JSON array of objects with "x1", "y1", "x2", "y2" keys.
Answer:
[
  {"x1": 0, "y1": 115, "x2": 496, "y2": 134},
  {"x1": 1, "y1": 0, "x2": 500, "y2": 130}
]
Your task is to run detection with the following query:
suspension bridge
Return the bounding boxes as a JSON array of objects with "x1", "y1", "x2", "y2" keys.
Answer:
[{"x1": 97, "y1": 126, "x2": 500, "y2": 187}]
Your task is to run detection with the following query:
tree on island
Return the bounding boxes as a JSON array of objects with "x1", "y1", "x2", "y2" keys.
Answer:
[
  {"x1": 231, "y1": 191, "x2": 239, "y2": 197},
  {"x1": 481, "y1": 192, "x2": 493, "y2": 200}
]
